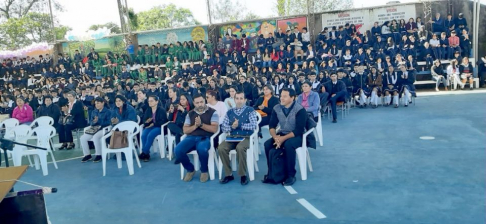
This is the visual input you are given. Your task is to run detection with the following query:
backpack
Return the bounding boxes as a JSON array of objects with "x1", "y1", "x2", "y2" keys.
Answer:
[{"x1": 266, "y1": 148, "x2": 287, "y2": 184}]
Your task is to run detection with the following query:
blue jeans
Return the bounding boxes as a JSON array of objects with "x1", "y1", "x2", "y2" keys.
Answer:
[
  {"x1": 175, "y1": 135, "x2": 210, "y2": 172},
  {"x1": 141, "y1": 127, "x2": 161, "y2": 155}
]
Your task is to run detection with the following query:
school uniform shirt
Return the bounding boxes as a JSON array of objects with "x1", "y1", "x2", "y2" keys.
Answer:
[{"x1": 207, "y1": 101, "x2": 227, "y2": 124}]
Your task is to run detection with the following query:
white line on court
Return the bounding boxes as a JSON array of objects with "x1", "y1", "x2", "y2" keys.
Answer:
[
  {"x1": 47, "y1": 156, "x2": 84, "y2": 164},
  {"x1": 284, "y1": 186, "x2": 298, "y2": 194},
  {"x1": 296, "y1": 198, "x2": 327, "y2": 219}
]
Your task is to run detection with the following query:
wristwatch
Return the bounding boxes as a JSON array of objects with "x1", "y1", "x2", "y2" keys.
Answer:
[{"x1": 198, "y1": 123, "x2": 203, "y2": 128}]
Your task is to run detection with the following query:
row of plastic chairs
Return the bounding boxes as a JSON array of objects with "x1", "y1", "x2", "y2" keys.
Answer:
[{"x1": 0, "y1": 117, "x2": 58, "y2": 176}]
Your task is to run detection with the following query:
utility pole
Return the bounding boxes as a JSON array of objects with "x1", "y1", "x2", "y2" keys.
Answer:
[
  {"x1": 206, "y1": 0, "x2": 212, "y2": 25},
  {"x1": 473, "y1": 0, "x2": 480, "y2": 78},
  {"x1": 48, "y1": 0, "x2": 58, "y2": 64}
]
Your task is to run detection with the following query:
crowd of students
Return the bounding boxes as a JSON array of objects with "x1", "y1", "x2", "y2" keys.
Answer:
[{"x1": 0, "y1": 12, "x2": 485, "y2": 185}]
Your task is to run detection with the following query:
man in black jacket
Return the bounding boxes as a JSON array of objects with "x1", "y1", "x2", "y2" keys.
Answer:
[
  {"x1": 36, "y1": 95, "x2": 61, "y2": 128},
  {"x1": 323, "y1": 73, "x2": 347, "y2": 123},
  {"x1": 238, "y1": 75, "x2": 253, "y2": 103}
]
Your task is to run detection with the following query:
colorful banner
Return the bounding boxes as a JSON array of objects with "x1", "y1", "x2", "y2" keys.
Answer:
[
  {"x1": 61, "y1": 35, "x2": 126, "y2": 59},
  {"x1": 0, "y1": 43, "x2": 53, "y2": 59},
  {"x1": 220, "y1": 20, "x2": 277, "y2": 53},
  {"x1": 137, "y1": 26, "x2": 208, "y2": 46},
  {"x1": 277, "y1": 17, "x2": 308, "y2": 32},
  {"x1": 321, "y1": 4, "x2": 416, "y2": 34}
]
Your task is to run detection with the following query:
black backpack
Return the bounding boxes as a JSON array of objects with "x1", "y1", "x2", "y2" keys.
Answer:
[{"x1": 266, "y1": 148, "x2": 287, "y2": 184}]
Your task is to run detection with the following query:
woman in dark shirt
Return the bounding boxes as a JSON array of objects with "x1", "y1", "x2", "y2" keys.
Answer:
[
  {"x1": 139, "y1": 95, "x2": 168, "y2": 162},
  {"x1": 167, "y1": 94, "x2": 193, "y2": 144},
  {"x1": 58, "y1": 91, "x2": 87, "y2": 150}
]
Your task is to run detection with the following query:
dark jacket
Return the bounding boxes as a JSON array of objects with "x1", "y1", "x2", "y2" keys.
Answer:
[
  {"x1": 112, "y1": 104, "x2": 137, "y2": 123},
  {"x1": 36, "y1": 103, "x2": 62, "y2": 127},
  {"x1": 90, "y1": 106, "x2": 112, "y2": 128},
  {"x1": 167, "y1": 104, "x2": 191, "y2": 128},
  {"x1": 253, "y1": 95, "x2": 279, "y2": 115},
  {"x1": 323, "y1": 80, "x2": 347, "y2": 97},
  {"x1": 143, "y1": 106, "x2": 168, "y2": 128},
  {"x1": 69, "y1": 100, "x2": 87, "y2": 128}
]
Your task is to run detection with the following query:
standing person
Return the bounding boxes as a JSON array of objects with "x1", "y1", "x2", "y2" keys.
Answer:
[
  {"x1": 139, "y1": 95, "x2": 168, "y2": 162},
  {"x1": 58, "y1": 91, "x2": 87, "y2": 150},
  {"x1": 262, "y1": 88, "x2": 307, "y2": 186},
  {"x1": 175, "y1": 94, "x2": 219, "y2": 183},
  {"x1": 218, "y1": 91, "x2": 258, "y2": 185},
  {"x1": 80, "y1": 97, "x2": 111, "y2": 163},
  {"x1": 11, "y1": 97, "x2": 33, "y2": 125}
]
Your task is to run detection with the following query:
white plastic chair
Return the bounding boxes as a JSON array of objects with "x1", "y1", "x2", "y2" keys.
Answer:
[
  {"x1": 32, "y1": 126, "x2": 58, "y2": 170},
  {"x1": 138, "y1": 122, "x2": 169, "y2": 159},
  {"x1": 1, "y1": 118, "x2": 19, "y2": 139},
  {"x1": 166, "y1": 127, "x2": 177, "y2": 161},
  {"x1": 29, "y1": 116, "x2": 54, "y2": 128},
  {"x1": 296, "y1": 128, "x2": 315, "y2": 181},
  {"x1": 180, "y1": 126, "x2": 220, "y2": 181},
  {"x1": 314, "y1": 108, "x2": 323, "y2": 147},
  {"x1": 253, "y1": 113, "x2": 262, "y2": 162},
  {"x1": 9, "y1": 125, "x2": 49, "y2": 176},
  {"x1": 217, "y1": 111, "x2": 261, "y2": 181},
  {"x1": 29, "y1": 116, "x2": 55, "y2": 145},
  {"x1": 100, "y1": 121, "x2": 141, "y2": 176}
]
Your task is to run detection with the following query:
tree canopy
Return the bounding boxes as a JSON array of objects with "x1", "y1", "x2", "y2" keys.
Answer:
[
  {"x1": 0, "y1": 0, "x2": 69, "y2": 50},
  {"x1": 135, "y1": 4, "x2": 200, "y2": 31},
  {"x1": 275, "y1": 0, "x2": 353, "y2": 16},
  {"x1": 88, "y1": 22, "x2": 122, "y2": 34}
]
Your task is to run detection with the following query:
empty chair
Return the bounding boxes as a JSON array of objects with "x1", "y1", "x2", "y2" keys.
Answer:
[
  {"x1": 1, "y1": 118, "x2": 19, "y2": 139},
  {"x1": 296, "y1": 128, "x2": 315, "y2": 180},
  {"x1": 32, "y1": 126, "x2": 58, "y2": 170},
  {"x1": 9, "y1": 125, "x2": 49, "y2": 176},
  {"x1": 29, "y1": 116, "x2": 54, "y2": 128}
]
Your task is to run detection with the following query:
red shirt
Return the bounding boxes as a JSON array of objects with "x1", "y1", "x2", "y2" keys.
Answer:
[{"x1": 448, "y1": 36, "x2": 459, "y2": 47}]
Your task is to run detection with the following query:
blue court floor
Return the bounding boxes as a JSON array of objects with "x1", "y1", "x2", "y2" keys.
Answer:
[{"x1": 13, "y1": 91, "x2": 486, "y2": 224}]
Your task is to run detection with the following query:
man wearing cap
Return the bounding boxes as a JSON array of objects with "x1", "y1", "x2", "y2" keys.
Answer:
[
  {"x1": 226, "y1": 60, "x2": 237, "y2": 75},
  {"x1": 455, "y1": 13, "x2": 468, "y2": 34}
]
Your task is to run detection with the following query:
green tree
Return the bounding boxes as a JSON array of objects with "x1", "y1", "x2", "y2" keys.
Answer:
[
  {"x1": 274, "y1": 0, "x2": 353, "y2": 16},
  {"x1": 0, "y1": 0, "x2": 64, "y2": 19},
  {"x1": 0, "y1": 12, "x2": 70, "y2": 49},
  {"x1": 136, "y1": 4, "x2": 199, "y2": 31},
  {"x1": 0, "y1": 0, "x2": 69, "y2": 50},
  {"x1": 244, "y1": 12, "x2": 261, "y2": 21},
  {"x1": 88, "y1": 22, "x2": 122, "y2": 34},
  {"x1": 210, "y1": 0, "x2": 247, "y2": 23}
]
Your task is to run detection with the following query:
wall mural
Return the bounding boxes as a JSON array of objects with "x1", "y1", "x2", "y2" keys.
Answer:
[
  {"x1": 277, "y1": 17, "x2": 308, "y2": 32},
  {"x1": 61, "y1": 35, "x2": 125, "y2": 59},
  {"x1": 220, "y1": 20, "x2": 277, "y2": 53},
  {"x1": 137, "y1": 26, "x2": 208, "y2": 46}
]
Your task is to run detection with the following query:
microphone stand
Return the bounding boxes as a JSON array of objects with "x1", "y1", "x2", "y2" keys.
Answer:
[{"x1": 0, "y1": 138, "x2": 47, "y2": 167}]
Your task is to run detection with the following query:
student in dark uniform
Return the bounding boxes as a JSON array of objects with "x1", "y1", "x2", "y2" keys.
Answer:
[{"x1": 383, "y1": 66, "x2": 400, "y2": 108}]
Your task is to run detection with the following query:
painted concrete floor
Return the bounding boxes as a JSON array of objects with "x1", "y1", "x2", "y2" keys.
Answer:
[{"x1": 9, "y1": 91, "x2": 486, "y2": 224}]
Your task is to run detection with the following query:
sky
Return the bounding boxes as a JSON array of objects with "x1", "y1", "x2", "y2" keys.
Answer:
[{"x1": 55, "y1": 0, "x2": 482, "y2": 34}]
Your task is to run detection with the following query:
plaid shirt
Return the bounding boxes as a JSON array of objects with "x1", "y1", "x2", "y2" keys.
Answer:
[{"x1": 221, "y1": 105, "x2": 257, "y2": 134}]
